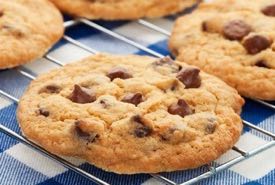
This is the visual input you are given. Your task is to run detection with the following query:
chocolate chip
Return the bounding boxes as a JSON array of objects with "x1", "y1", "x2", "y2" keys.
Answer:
[
  {"x1": 160, "y1": 128, "x2": 176, "y2": 141},
  {"x1": 0, "y1": 10, "x2": 4, "y2": 17},
  {"x1": 107, "y1": 67, "x2": 132, "y2": 81},
  {"x1": 132, "y1": 115, "x2": 152, "y2": 138},
  {"x1": 223, "y1": 20, "x2": 252, "y2": 40},
  {"x1": 134, "y1": 127, "x2": 152, "y2": 138},
  {"x1": 201, "y1": 21, "x2": 208, "y2": 32},
  {"x1": 153, "y1": 56, "x2": 182, "y2": 73},
  {"x1": 176, "y1": 67, "x2": 201, "y2": 88},
  {"x1": 38, "y1": 108, "x2": 49, "y2": 117},
  {"x1": 201, "y1": 19, "x2": 221, "y2": 33},
  {"x1": 205, "y1": 122, "x2": 217, "y2": 134},
  {"x1": 168, "y1": 99, "x2": 193, "y2": 118},
  {"x1": 75, "y1": 121, "x2": 99, "y2": 142},
  {"x1": 2, "y1": 24, "x2": 24, "y2": 37},
  {"x1": 262, "y1": 4, "x2": 275, "y2": 17},
  {"x1": 122, "y1": 93, "x2": 143, "y2": 106},
  {"x1": 243, "y1": 35, "x2": 272, "y2": 54},
  {"x1": 132, "y1": 115, "x2": 143, "y2": 124},
  {"x1": 99, "y1": 99, "x2": 110, "y2": 108},
  {"x1": 171, "y1": 81, "x2": 178, "y2": 91},
  {"x1": 255, "y1": 60, "x2": 269, "y2": 68},
  {"x1": 154, "y1": 56, "x2": 174, "y2": 65},
  {"x1": 68, "y1": 85, "x2": 96, "y2": 104},
  {"x1": 39, "y1": 84, "x2": 61, "y2": 94}
]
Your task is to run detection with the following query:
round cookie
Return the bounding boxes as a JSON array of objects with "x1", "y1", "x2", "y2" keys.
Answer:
[
  {"x1": 18, "y1": 53, "x2": 244, "y2": 174},
  {"x1": 169, "y1": 2, "x2": 275, "y2": 100},
  {"x1": 49, "y1": 0, "x2": 200, "y2": 20},
  {"x1": 0, "y1": 0, "x2": 64, "y2": 69}
]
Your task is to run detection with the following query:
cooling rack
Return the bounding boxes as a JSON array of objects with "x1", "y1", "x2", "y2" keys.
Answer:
[{"x1": 0, "y1": 15, "x2": 275, "y2": 185}]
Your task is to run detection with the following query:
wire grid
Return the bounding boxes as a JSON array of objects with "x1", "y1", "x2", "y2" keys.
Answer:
[{"x1": 0, "y1": 17, "x2": 275, "y2": 185}]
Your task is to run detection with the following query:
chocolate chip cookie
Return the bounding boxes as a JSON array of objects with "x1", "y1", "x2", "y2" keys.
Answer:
[
  {"x1": 0, "y1": 0, "x2": 64, "y2": 69},
  {"x1": 17, "y1": 53, "x2": 244, "y2": 174},
  {"x1": 49, "y1": 0, "x2": 200, "y2": 20},
  {"x1": 169, "y1": 0, "x2": 275, "y2": 100}
]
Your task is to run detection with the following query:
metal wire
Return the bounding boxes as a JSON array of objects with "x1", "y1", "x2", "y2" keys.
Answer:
[
  {"x1": 253, "y1": 99, "x2": 275, "y2": 110},
  {"x1": 44, "y1": 54, "x2": 64, "y2": 66},
  {"x1": 63, "y1": 35, "x2": 98, "y2": 54},
  {"x1": 17, "y1": 68, "x2": 36, "y2": 80},
  {"x1": 243, "y1": 120, "x2": 275, "y2": 139},
  {"x1": 0, "y1": 18, "x2": 274, "y2": 185},
  {"x1": 232, "y1": 146, "x2": 248, "y2": 156},
  {"x1": 180, "y1": 141, "x2": 275, "y2": 185},
  {"x1": 151, "y1": 174, "x2": 177, "y2": 185},
  {"x1": 64, "y1": 19, "x2": 80, "y2": 28},
  {"x1": 0, "y1": 90, "x2": 20, "y2": 102},
  {"x1": 137, "y1": 19, "x2": 171, "y2": 36},
  {"x1": 79, "y1": 19, "x2": 165, "y2": 58}
]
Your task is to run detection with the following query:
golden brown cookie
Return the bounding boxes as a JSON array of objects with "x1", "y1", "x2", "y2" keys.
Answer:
[
  {"x1": 49, "y1": 0, "x2": 200, "y2": 20},
  {"x1": 201, "y1": 0, "x2": 275, "y2": 14},
  {"x1": 0, "y1": 0, "x2": 64, "y2": 69},
  {"x1": 169, "y1": 0, "x2": 275, "y2": 100},
  {"x1": 17, "y1": 53, "x2": 244, "y2": 174}
]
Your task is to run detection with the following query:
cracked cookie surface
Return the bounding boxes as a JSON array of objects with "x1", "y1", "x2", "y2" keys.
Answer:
[
  {"x1": 17, "y1": 53, "x2": 244, "y2": 174},
  {"x1": 49, "y1": 0, "x2": 200, "y2": 20},
  {"x1": 169, "y1": 0, "x2": 275, "y2": 100},
  {"x1": 0, "y1": 0, "x2": 64, "y2": 69}
]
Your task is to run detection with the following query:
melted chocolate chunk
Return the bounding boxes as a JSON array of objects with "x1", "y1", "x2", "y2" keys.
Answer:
[
  {"x1": 0, "y1": 10, "x2": 4, "y2": 17},
  {"x1": 255, "y1": 60, "x2": 269, "y2": 68},
  {"x1": 107, "y1": 67, "x2": 132, "y2": 81},
  {"x1": 122, "y1": 93, "x2": 143, "y2": 106},
  {"x1": 223, "y1": 20, "x2": 252, "y2": 40},
  {"x1": 262, "y1": 4, "x2": 275, "y2": 17},
  {"x1": 75, "y1": 121, "x2": 99, "y2": 142},
  {"x1": 69, "y1": 85, "x2": 96, "y2": 104},
  {"x1": 39, "y1": 84, "x2": 61, "y2": 94},
  {"x1": 243, "y1": 35, "x2": 272, "y2": 54},
  {"x1": 132, "y1": 115, "x2": 152, "y2": 138},
  {"x1": 168, "y1": 99, "x2": 193, "y2": 118},
  {"x1": 176, "y1": 67, "x2": 201, "y2": 88},
  {"x1": 38, "y1": 108, "x2": 49, "y2": 117}
]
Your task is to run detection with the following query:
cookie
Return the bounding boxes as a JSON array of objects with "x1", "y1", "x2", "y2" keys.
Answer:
[
  {"x1": 17, "y1": 53, "x2": 244, "y2": 174},
  {"x1": 202, "y1": 0, "x2": 275, "y2": 15},
  {"x1": 169, "y1": 1, "x2": 275, "y2": 100},
  {"x1": 49, "y1": 0, "x2": 200, "y2": 20},
  {"x1": 0, "y1": 0, "x2": 64, "y2": 69}
]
